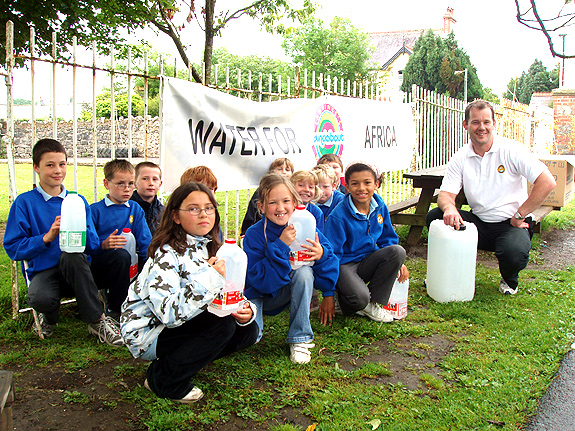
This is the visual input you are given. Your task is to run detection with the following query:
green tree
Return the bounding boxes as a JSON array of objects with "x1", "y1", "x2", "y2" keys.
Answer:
[
  {"x1": 282, "y1": 17, "x2": 375, "y2": 83},
  {"x1": 82, "y1": 92, "x2": 144, "y2": 120},
  {"x1": 482, "y1": 87, "x2": 501, "y2": 105},
  {"x1": 212, "y1": 48, "x2": 294, "y2": 99},
  {"x1": 1, "y1": 0, "x2": 152, "y2": 66},
  {"x1": 3, "y1": 0, "x2": 314, "y2": 87},
  {"x1": 401, "y1": 30, "x2": 483, "y2": 101},
  {"x1": 503, "y1": 59, "x2": 559, "y2": 104}
]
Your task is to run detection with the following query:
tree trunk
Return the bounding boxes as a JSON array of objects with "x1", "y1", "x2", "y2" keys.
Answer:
[{"x1": 203, "y1": 0, "x2": 216, "y2": 86}]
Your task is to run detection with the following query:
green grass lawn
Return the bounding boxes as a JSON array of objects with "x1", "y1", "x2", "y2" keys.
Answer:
[{"x1": 1, "y1": 162, "x2": 575, "y2": 430}]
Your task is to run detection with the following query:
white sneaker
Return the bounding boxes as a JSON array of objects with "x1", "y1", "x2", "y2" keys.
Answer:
[
  {"x1": 144, "y1": 379, "x2": 204, "y2": 403},
  {"x1": 88, "y1": 316, "x2": 124, "y2": 346},
  {"x1": 499, "y1": 278, "x2": 518, "y2": 295},
  {"x1": 33, "y1": 312, "x2": 55, "y2": 338},
  {"x1": 289, "y1": 342, "x2": 315, "y2": 364},
  {"x1": 356, "y1": 302, "x2": 394, "y2": 323}
]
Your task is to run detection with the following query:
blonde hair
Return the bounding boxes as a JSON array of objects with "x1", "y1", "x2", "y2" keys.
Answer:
[
  {"x1": 290, "y1": 170, "x2": 321, "y2": 203},
  {"x1": 311, "y1": 164, "x2": 338, "y2": 185},
  {"x1": 257, "y1": 173, "x2": 301, "y2": 239}
]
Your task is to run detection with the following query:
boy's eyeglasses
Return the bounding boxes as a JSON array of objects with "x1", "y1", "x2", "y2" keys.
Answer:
[
  {"x1": 109, "y1": 181, "x2": 136, "y2": 190},
  {"x1": 178, "y1": 206, "x2": 216, "y2": 216}
]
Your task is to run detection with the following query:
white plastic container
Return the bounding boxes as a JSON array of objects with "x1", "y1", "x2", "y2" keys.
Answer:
[
  {"x1": 208, "y1": 239, "x2": 247, "y2": 317},
  {"x1": 426, "y1": 220, "x2": 478, "y2": 303},
  {"x1": 288, "y1": 205, "x2": 316, "y2": 270},
  {"x1": 59, "y1": 191, "x2": 86, "y2": 253},
  {"x1": 383, "y1": 278, "x2": 409, "y2": 319},
  {"x1": 121, "y1": 228, "x2": 138, "y2": 281}
]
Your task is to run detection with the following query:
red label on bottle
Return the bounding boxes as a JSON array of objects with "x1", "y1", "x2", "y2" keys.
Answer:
[{"x1": 129, "y1": 264, "x2": 138, "y2": 279}]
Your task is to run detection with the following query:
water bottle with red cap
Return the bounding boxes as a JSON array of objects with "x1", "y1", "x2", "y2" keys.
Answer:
[
  {"x1": 208, "y1": 238, "x2": 247, "y2": 317},
  {"x1": 287, "y1": 205, "x2": 316, "y2": 270},
  {"x1": 120, "y1": 228, "x2": 138, "y2": 281}
]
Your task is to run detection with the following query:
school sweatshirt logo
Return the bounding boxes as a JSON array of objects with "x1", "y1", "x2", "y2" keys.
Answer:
[
  {"x1": 378, "y1": 214, "x2": 384, "y2": 225},
  {"x1": 312, "y1": 103, "x2": 344, "y2": 160}
]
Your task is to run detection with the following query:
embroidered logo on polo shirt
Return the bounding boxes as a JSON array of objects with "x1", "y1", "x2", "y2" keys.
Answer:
[
  {"x1": 129, "y1": 215, "x2": 134, "y2": 224},
  {"x1": 378, "y1": 214, "x2": 383, "y2": 224},
  {"x1": 497, "y1": 164, "x2": 505, "y2": 173}
]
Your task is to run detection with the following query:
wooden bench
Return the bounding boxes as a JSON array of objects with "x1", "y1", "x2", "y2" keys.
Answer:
[
  {"x1": 0, "y1": 371, "x2": 14, "y2": 431},
  {"x1": 531, "y1": 205, "x2": 556, "y2": 233}
]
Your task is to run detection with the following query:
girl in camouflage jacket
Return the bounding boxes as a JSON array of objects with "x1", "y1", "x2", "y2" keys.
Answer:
[{"x1": 120, "y1": 182, "x2": 258, "y2": 403}]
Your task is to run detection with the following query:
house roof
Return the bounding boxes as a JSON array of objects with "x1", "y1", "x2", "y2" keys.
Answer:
[{"x1": 369, "y1": 29, "x2": 442, "y2": 70}]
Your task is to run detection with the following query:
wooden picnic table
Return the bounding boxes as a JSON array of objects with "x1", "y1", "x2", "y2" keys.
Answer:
[
  {"x1": 389, "y1": 165, "x2": 556, "y2": 245},
  {"x1": 389, "y1": 165, "x2": 451, "y2": 246}
]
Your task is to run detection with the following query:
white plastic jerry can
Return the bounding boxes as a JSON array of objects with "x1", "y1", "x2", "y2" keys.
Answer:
[{"x1": 426, "y1": 219, "x2": 478, "y2": 303}]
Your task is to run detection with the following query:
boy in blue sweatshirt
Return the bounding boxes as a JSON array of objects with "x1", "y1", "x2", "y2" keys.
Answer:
[
  {"x1": 90, "y1": 159, "x2": 152, "y2": 320},
  {"x1": 311, "y1": 164, "x2": 344, "y2": 227},
  {"x1": 324, "y1": 163, "x2": 409, "y2": 322},
  {"x1": 3, "y1": 139, "x2": 123, "y2": 345}
]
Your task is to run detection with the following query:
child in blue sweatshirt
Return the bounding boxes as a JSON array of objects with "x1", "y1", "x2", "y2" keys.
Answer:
[
  {"x1": 290, "y1": 170, "x2": 325, "y2": 231},
  {"x1": 324, "y1": 163, "x2": 409, "y2": 323},
  {"x1": 90, "y1": 159, "x2": 152, "y2": 319},
  {"x1": 243, "y1": 174, "x2": 339, "y2": 364},
  {"x1": 311, "y1": 164, "x2": 345, "y2": 227},
  {"x1": 3, "y1": 139, "x2": 123, "y2": 345}
]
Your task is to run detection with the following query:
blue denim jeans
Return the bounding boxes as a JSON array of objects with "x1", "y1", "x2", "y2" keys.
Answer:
[{"x1": 251, "y1": 265, "x2": 314, "y2": 344}]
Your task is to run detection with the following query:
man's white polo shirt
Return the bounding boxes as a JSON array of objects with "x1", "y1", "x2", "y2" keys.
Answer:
[{"x1": 440, "y1": 137, "x2": 546, "y2": 223}]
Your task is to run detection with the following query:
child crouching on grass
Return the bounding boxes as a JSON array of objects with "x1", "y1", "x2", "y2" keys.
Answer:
[
  {"x1": 324, "y1": 162, "x2": 408, "y2": 322},
  {"x1": 243, "y1": 174, "x2": 338, "y2": 364},
  {"x1": 120, "y1": 182, "x2": 258, "y2": 403}
]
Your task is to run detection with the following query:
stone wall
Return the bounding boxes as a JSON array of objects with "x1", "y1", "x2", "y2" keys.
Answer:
[
  {"x1": 553, "y1": 89, "x2": 575, "y2": 154},
  {"x1": 11, "y1": 117, "x2": 160, "y2": 159}
]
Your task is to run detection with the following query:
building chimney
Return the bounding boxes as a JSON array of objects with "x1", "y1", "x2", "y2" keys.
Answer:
[{"x1": 443, "y1": 7, "x2": 456, "y2": 33}]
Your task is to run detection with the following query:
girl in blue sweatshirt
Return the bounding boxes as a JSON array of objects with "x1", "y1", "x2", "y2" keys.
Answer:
[
  {"x1": 324, "y1": 163, "x2": 409, "y2": 322},
  {"x1": 243, "y1": 174, "x2": 339, "y2": 364}
]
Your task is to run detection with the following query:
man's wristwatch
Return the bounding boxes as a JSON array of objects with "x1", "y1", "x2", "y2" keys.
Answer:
[{"x1": 514, "y1": 211, "x2": 525, "y2": 220}]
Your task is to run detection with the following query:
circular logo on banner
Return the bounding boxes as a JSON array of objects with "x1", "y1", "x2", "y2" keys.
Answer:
[
  {"x1": 129, "y1": 215, "x2": 134, "y2": 225},
  {"x1": 498, "y1": 164, "x2": 505, "y2": 173},
  {"x1": 312, "y1": 103, "x2": 345, "y2": 160},
  {"x1": 378, "y1": 214, "x2": 384, "y2": 224}
]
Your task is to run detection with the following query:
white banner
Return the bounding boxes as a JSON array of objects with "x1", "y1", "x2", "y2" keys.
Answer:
[{"x1": 162, "y1": 77, "x2": 416, "y2": 192}]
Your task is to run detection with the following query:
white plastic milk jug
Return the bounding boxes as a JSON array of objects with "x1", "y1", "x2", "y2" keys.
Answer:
[
  {"x1": 288, "y1": 205, "x2": 316, "y2": 270},
  {"x1": 121, "y1": 228, "x2": 138, "y2": 281},
  {"x1": 426, "y1": 219, "x2": 478, "y2": 303},
  {"x1": 383, "y1": 278, "x2": 409, "y2": 319},
  {"x1": 59, "y1": 191, "x2": 86, "y2": 253},
  {"x1": 208, "y1": 239, "x2": 247, "y2": 317}
]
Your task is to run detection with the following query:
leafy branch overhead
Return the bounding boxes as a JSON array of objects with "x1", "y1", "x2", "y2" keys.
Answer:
[{"x1": 3, "y1": 0, "x2": 315, "y2": 85}]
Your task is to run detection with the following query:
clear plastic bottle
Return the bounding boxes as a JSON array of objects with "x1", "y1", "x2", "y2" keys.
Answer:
[
  {"x1": 383, "y1": 278, "x2": 409, "y2": 319},
  {"x1": 208, "y1": 239, "x2": 247, "y2": 317},
  {"x1": 59, "y1": 191, "x2": 86, "y2": 253},
  {"x1": 120, "y1": 228, "x2": 138, "y2": 281},
  {"x1": 288, "y1": 205, "x2": 316, "y2": 270}
]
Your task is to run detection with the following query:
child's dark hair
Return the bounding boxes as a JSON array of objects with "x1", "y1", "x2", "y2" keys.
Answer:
[
  {"x1": 344, "y1": 162, "x2": 380, "y2": 186},
  {"x1": 104, "y1": 159, "x2": 135, "y2": 180},
  {"x1": 148, "y1": 182, "x2": 221, "y2": 258},
  {"x1": 135, "y1": 161, "x2": 162, "y2": 179},
  {"x1": 32, "y1": 139, "x2": 67, "y2": 166},
  {"x1": 317, "y1": 153, "x2": 343, "y2": 170}
]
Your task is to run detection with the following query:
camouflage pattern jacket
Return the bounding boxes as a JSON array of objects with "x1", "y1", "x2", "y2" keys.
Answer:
[{"x1": 120, "y1": 234, "x2": 226, "y2": 360}]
